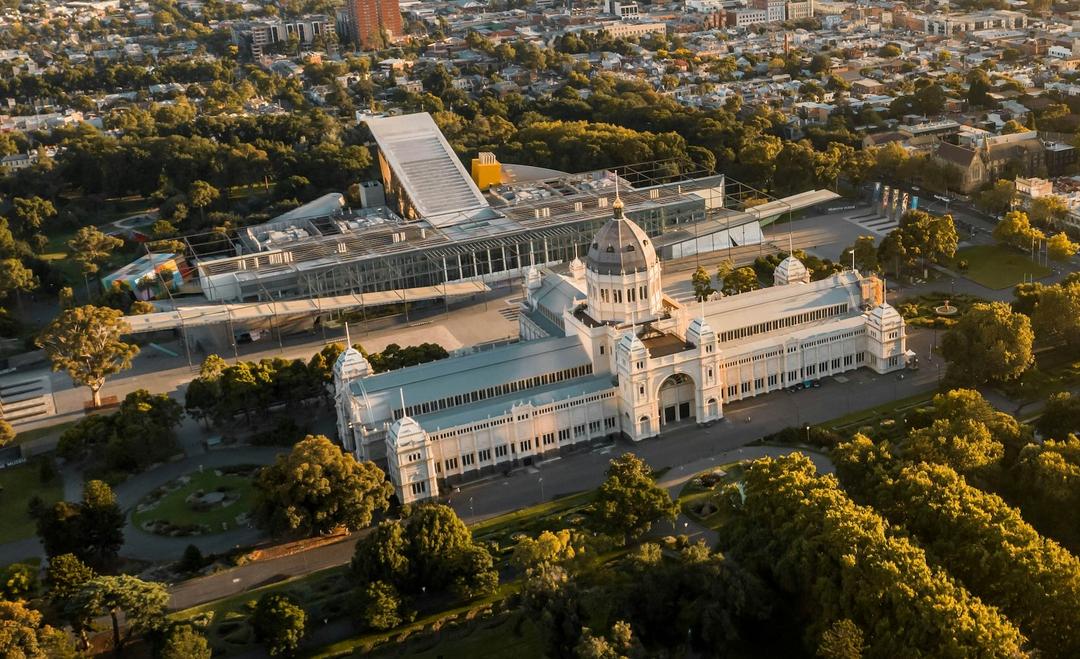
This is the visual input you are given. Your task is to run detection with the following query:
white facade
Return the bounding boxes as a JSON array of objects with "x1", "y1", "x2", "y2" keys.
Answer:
[{"x1": 334, "y1": 205, "x2": 907, "y2": 504}]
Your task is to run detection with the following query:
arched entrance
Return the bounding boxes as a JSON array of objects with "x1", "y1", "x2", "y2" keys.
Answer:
[{"x1": 658, "y1": 373, "x2": 695, "y2": 428}]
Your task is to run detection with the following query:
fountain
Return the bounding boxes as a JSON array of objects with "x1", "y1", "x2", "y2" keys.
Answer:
[{"x1": 934, "y1": 299, "x2": 958, "y2": 316}]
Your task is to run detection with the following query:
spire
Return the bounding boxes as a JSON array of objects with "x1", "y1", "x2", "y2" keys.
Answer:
[
  {"x1": 399, "y1": 387, "x2": 407, "y2": 417},
  {"x1": 345, "y1": 321, "x2": 352, "y2": 349},
  {"x1": 612, "y1": 175, "x2": 624, "y2": 219}
]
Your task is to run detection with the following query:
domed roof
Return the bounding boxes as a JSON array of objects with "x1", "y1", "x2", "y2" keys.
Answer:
[
  {"x1": 388, "y1": 415, "x2": 425, "y2": 449},
  {"x1": 867, "y1": 303, "x2": 902, "y2": 328},
  {"x1": 774, "y1": 255, "x2": 808, "y2": 283},
  {"x1": 334, "y1": 347, "x2": 370, "y2": 380},
  {"x1": 616, "y1": 330, "x2": 647, "y2": 355},
  {"x1": 586, "y1": 215, "x2": 658, "y2": 276}
]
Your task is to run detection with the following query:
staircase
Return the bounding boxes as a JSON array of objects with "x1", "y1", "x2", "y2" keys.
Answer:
[{"x1": 0, "y1": 372, "x2": 56, "y2": 426}]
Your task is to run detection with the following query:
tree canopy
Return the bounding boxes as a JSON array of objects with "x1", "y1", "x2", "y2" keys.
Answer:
[
  {"x1": 941, "y1": 302, "x2": 1033, "y2": 385},
  {"x1": 36, "y1": 305, "x2": 138, "y2": 407},
  {"x1": 592, "y1": 453, "x2": 678, "y2": 542},
  {"x1": 254, "y1": 434, "x2": 393, "y2": 537}
]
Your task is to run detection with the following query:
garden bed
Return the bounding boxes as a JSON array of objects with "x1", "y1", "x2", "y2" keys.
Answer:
[{"x1": 132, "y1": 466, "x2": 259, "y2": 537}]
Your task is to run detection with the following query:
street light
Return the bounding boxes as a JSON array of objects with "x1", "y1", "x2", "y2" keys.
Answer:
[
  {"x1": 804, "y1": 423, "x2": 810, "y2": 444},
  {"x1": 538, "y1": 475, "x2": 544, "y2": 502}
]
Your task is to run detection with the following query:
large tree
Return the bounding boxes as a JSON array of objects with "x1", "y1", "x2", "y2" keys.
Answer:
[
  {"x1": 253, "y1": 434, "x2": 392, "y2": 537},
  {"x1": 1038, "y1": 392, "x2": 1080, "y2": 441},
  {"x1": 883, "y1": 210, "x2": 958, "y2": 277},
  {"x1": 975, "y1": 179, "x2": 1017, "y2": 216},
  {"x1": 36, "y1": 305, "x2": 139, "y2": 407},
  {"x1": 67, "y1": 226, "x2": 124, "y2": 298},
  {"x1": 940, "y1": 302, "x2": 1033, "y2": 385},
  {"x1": 36, "y1": 480, "x2": 124, "y2": 569},
  {"x1": 0, "y1": 599, "x2": 75, "y2": 658},
  {"x1": 1033, "y1": 281, "x2": 1080, "y2": 351},
  {"x1": 993, "y1": 210, "x2": 1044, "y2": 250},
  {"x1": 593, "y1": 453, "x2": 678, "y2": 542},
  {"x1": 902, "y1": 388, "x2": 1019, "y2": 473},
  {"x1": 690, "y1": 266, "x2": 715, "y2": 301},
  {"x1": 840, "y1": 235, "x2": 878, "y2": 273},
  {"x1": 72, "y1": 575, "x2": 169, "y2": 654},
  {"x1": 187, "y1": 180, "x2": 220, "y2": 225}
]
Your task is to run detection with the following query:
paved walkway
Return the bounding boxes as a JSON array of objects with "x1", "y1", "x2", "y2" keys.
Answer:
[{"x1": 0, "y1": 447, "x2": 285, "y2": 566}]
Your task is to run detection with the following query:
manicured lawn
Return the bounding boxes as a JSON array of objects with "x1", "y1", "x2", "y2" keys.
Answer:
[
  {"x1": 132, "y1": 468, "x2": 258, "y2": 536},
  {"x1": 0, "y1": 460, "x2": 63, "y2": 545},
  {"x1": 373, "y1": 612, "x2": 541, "y2": 659},
  {"x1": 957, "y1": 244, "x2": 1051, "y2": 290}
]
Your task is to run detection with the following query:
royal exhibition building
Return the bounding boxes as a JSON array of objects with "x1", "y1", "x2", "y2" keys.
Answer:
[{"x1": 327, "y1": 112, "x2": 909, "y2": 504}]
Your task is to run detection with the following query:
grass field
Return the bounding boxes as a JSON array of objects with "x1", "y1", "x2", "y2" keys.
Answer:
[
  {"x1": 0, "y1": 460, "x2": 63, "y2": 544},
  {"x1": 132, "y1": 469, "x2": 257, "y2": 535},
  {"x1": 957, "y1": 244, "x2": 1051, "y2": 290}
]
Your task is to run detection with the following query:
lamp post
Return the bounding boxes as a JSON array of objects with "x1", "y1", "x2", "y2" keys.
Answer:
[
  {"x1": 538, "y1": 475, "x2": 544, "y2": 503},
  {"x1": 804, "y1": 423, "x2": 810, "y2": 444}
]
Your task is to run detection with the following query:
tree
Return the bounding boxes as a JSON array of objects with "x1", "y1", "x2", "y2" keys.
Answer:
[
  {"x1": 593, "y1": 454, "x2": 678, "y2": 542},
  {"x1": 1038, "y1": 392, "x2": 1080, "y2": 441},
  {"x1": 188, "y1": 180, "x2": 220, "y2": 225},
  {"x1": 833, "y1": 449, "x2": 1080, "y2": 659},
  {"x1": 1048, "y1": 232, "x2": 1079, "y2": 261},
  {"x1": 903, "y1": 389, "x2": 1016, "y2": 473},
  {"x1": 721, "y1": 266, "x2": 759, "y2": 295},
  {"x1": 993, "y1": 210, "x2": 1044, "y2": 250},
  {"x1": 12, "y1": 196, "x2": 56, "y2": 236},
  {"x1": 0, "y1": 599, "x2": 74, "y2": 658},
  {"x1": 1033, "y1": 282, "x2": 1080, "y2": 351},
  {"x1": 512, "y1": 529, "x2": 578, "y2": 570},
  {"x1": 941, "y1": 302, "x2": 1033, "y2": 385},
  {"x1": 36, "y1": 480, "x2": 124, "y2": 569},
  {"x1": 725, "y1": 454, "x2": 1026, "y2": 657},
  {"x1": 967, "y1": 68, "x2": 992, "y2": 108},
  {"x1": 690, "y1": 266, "x2": 715, "y2": 301},
  {"x1": 975, "y1": 179, "x2": 1016, "y2": 215},
  {"x1": 0, "y1": 419, "x2": 14, "y2": 447},
  {"x1": 158, "y1": 624, "x2": 211, "y2": 659},
  {"x1": 817, "y1": 619, "x2": 865, "y2": 659},
  {"x1": 254, "y1": 434, "x2": 392, "y2": 537},
  {"x1": 36, "y1": 305, "x2": 139, "y2": 407},
  {"x1": 887, "y1": 210, "x2": 958, "y2": 276},
  {"x1": 1030, "y1": 195, "x2": 1069, "y2": 228},
  {"x1": 840, "y1": 235, "x2": 878, "y2": 273},
  {"x1": 46, "y1": 553, "x2": 96, "y2": 601},
  {"x1": 0, "y1": 258, "x2": 37, "y2": 301},
  {"x1": 67, "y1": 226, "x2": 124, "y2": 297},
  {"x1": 357, "y1": 580, "x2": 402, "y2": 631},
  {"x1": 252, "y1": 593, "x2": 306, "y2": 657},
  {"x1": 73, "y1": 575, "x2": 169, "y2": 653}
]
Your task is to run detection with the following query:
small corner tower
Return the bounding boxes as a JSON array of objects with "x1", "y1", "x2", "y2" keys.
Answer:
[
  {"x1": 774, "y1": 255, "x2": 811, "y2": 286},
  {"x1": 865, "y1": 302, "x2": 906, "y2": 374},
  {"x1": 386, "y1": 414, "x2": 438, "y2": 504}
]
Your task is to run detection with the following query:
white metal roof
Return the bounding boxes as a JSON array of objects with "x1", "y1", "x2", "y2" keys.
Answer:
[{"x1": 365, "y1": 113, "x2": 491, "y2": 226}]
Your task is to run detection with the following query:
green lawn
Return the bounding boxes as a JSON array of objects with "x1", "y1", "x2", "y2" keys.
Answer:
[
  {"x1": 132, "y1": 469, "x2": 258, "y2": 536},
  {"x1": 0, "y1": 460, "x2": 63, "y2": 544},
  {"x1": 12, "y1": 419, "x2": 80, "y2": 447},
  {"x1": 957, "y1": 244, "x2": 1051, "y2": 290}
]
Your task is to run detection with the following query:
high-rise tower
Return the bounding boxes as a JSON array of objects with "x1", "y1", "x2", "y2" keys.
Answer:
[{"x1": 345, "y1": 0, "x2": 403, "y2": 50}]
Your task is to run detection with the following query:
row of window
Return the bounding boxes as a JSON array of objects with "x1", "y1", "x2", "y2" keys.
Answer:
[
  {"x1": 597, "y1": 284, "x2": 649, "y2": 305},
  {"x1": 396, "y1": 363, "x2": 595, "y2": 420},
  {"x1": 428, "y1": 391, "x2": 616, "y2": 442},
  {"x1": 433, "y1": 416, "x2": 619, "y2": 475},
  {"x1": 725, "y1": 352, "x2": 865, "y2": 398},
  {"x1": 719, "y1": 303, "x2": 850, "y2": 343}
]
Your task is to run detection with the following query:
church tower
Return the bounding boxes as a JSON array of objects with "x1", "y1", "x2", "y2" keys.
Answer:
[{"x1": 584, "y1": 187, "x2": 663, "y2": 324}]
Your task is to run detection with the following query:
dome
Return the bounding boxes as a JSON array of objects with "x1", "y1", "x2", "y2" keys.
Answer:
[
  {"x1": 616, "y1": 330, "x2": 647, "y2": 355},
  {"x1": 586, "y1": 216, "x2": 658, "y2": 276},
  {"x1": 868, "y1": 302, "x2": 902, "y2": 326},
  {"x1": 388, "y1": 415, "x2": 425, "y2": 449},
  {"x1": 334, "y1": 347, "x2": 370, "y2": 380},
  {"x1": 774, "y1": 255, "x2": 809, "y2": 286}
]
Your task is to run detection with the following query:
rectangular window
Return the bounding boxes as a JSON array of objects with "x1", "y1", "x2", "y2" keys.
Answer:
[
  {"x1": 462, "y1": 453, "x2": 475, "y2": 467},
  {"x1": 520, "y1": 439, "x2": 532, "y2": 452},
  {"x1": 495, "y1": 445, "x2": 508, "y2": 458},
  {"x1": 410, "y1": 482, "x2": 426, "y2": 495},
  {"x1": 478, "y1": 449, "x2": 492, "y2": 462},
  {"x1": 589, "y1": 420, "x2": 601, "y2": 433},
  {"x1": 613, "y1": 289, "x2": 623, "y2": 303}
]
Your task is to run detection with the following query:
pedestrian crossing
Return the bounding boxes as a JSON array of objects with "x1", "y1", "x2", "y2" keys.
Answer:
[
  {"x1": 844, "y1": 211, "x2": 899, "y2": 235},
  {"x1": 0, "y1": 371, "x2": 56, "y2": 426}
]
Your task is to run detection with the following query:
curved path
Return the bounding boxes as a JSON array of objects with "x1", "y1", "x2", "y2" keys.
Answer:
[{"x1": 114, "y1": 447, "x2": 285, "y2": 561}]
